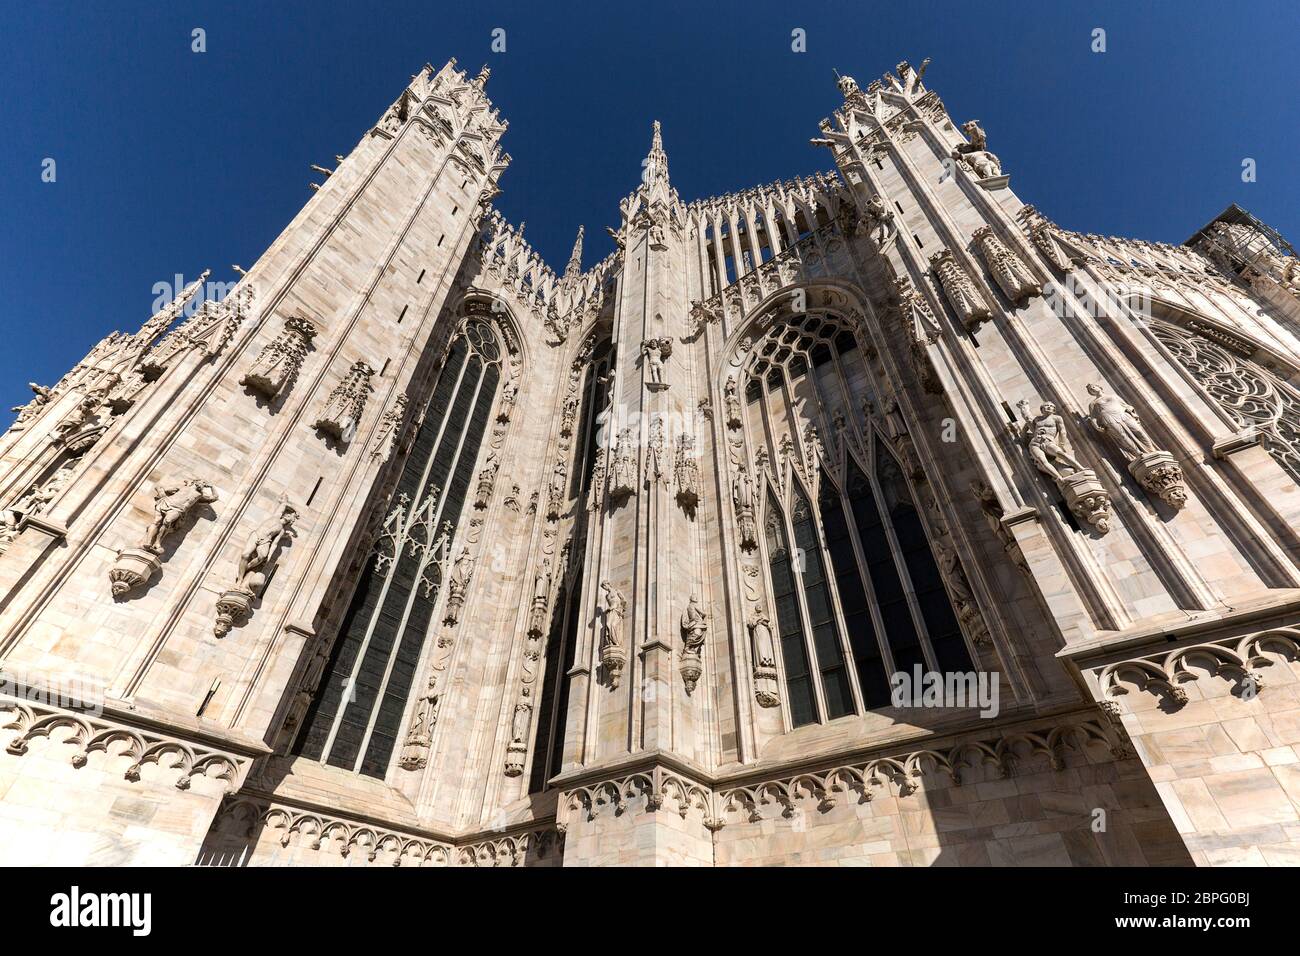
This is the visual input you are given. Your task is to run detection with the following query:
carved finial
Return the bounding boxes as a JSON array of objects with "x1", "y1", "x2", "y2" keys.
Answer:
[
  {"x1": 473, "y1": 64, "x2": 490, "y2": 89},
  {"x1": 564, "y1": 225, "x2": 584, "y2": 279}
]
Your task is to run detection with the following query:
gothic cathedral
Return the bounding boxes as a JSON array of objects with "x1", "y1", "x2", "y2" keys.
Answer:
[{"x1": 2, "y1": 58, "x2": 1299, "y2": 867}]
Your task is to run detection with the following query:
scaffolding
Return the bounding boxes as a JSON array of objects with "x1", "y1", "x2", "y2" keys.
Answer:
[{"x1": 1185, "y1": 203, "x2": 1298, "y2": 282}]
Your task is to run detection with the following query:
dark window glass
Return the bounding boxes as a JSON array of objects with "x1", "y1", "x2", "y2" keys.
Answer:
[
  {"x1": 765, "y1": 493, "x2": 818, "y2": 726},
  {"x1": 874, "y1": 441, "x2": 973, "y2": 675},
  {"x1": 845, "y1": 456, "x2": 925, "y2": 677},
  {"x1": 790, "y1": 483, "x2": 853, "y2": 718},
  {"x1": 818, "y1": 471, "x2": 892, "y2": 708},
  {"x1": 294, "y1": 322, "x2": 500, "y2": 778}
]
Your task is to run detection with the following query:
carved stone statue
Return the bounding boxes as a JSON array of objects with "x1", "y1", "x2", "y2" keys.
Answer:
[
  {"x1": 679, "y1": 593, "x2": 708, "y2": 694},
  {"x1": 864, "y1": 194, "x2": 897, "y2": 248},
  {"x1": 510, "y1": 698, "x2": 532, "y2": 744},
  {"x1": 498, "y1": 379, "x2": 518, "y2": 422},
  {"x1": 10, "y1": 383, "x2": 55, "y2": 430},
  {"x1": 110, "y1": 475, "x2": 219, "y2": 598},
  {"x1": 732, "y1": 463, "x2": 759, "y2": 549},
  {"x1": 235, "y1": 498, "x2": 298, "y2": 595},
  {"x1": 0, "y1": 465, "x2": 76, "y2": 551},
  {"x1": 953, "y1": 120, "x2": 1002, "y2": 179},
  {"x1": 560, "y1": 392, "x2": 579, "y2": 436},
  {"x1": 1085, "y1": 383, "x2": 1156, "y2": 464},
  {"x1": 546, "y1": 458, "x2": 566, "y2": 519},
  {"x1": 641, "y1": 338, "x2": 671, "y2": 388},
  {"x1": 1018, "y1": 401, "x2": 1084, "y2": 483},
  {"x1": 1086, "y1": 383, "x2": 1188, "y2": 509},
  {"x1": 599, "y1": 581, "x2": 628, "y2": 688},
  {"x1": 748, "y1": 606, "x2": 780, "y2": 708},
  {"x1": 214, "y1": 496, "x2": 299, "y2": 637},
  {"x1": 724, "y1": 377, "x2": 742, "y2": 429},
  {"x1": 527, "y1": 557, "x2": 552, "y2": 636},
  {"x1": 674, "y1": 434, "x2": 701, "y2": 508},
  {"x1": 142, "y1": 477, "x2": 219, "y2": 554},
  {"x1": 474, "y1": 453, "x2": 499, "y2": 510},
  {"x1": 444, "y1": 547, "x2": 475, "y2": 626},
  {"x1": 1015, "y1": 399, "x2": 1112, "y2": 534}
]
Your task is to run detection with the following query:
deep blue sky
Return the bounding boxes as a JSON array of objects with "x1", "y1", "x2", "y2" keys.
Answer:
[{"x1": 2, "y1": 1, "x2": 1297, "y2": 413}]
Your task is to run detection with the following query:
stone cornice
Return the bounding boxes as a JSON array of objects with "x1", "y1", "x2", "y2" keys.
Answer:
[
  {"x1": 1056, "y1": 590, "x2": 1300, "y2": 663},
  {"x1": 551, "y1": 705, "x2": 1132, "y2": 834}
]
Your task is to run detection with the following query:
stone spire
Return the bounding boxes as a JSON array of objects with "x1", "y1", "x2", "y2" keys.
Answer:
[
  {"x1": 136, "y1": 269, "x2": 210, "y2": 344},
  {"x1": 472, "y1": 64, "x2": 490, "y2": 90},
  {"x1": 641, "y1": 120, "x2": 671, "y2": 199},
  {"x1": 564, "y1": 225, "x2": 584, "y2": 280}
]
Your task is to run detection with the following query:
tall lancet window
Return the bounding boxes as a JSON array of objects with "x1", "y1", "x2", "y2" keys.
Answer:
[
  {"x1": 295, "y1": 319, "x2": 502, "y2": 778},
  {"x1": 529, "y1": 335, "x2": 612, "y2": 792},
  {"x1": 1150, "y1": 318, "x2": 1300, "y2": 482},
  {"x1": 742, "y1": 310, "x2": 975, "y2": 728}
]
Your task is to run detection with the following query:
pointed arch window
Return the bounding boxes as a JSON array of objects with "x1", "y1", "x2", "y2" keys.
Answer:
[
  {"x1": 742, "y1": 310, "x2": 977, "y2": 727},
  {"x1": 294, "y1": 318, "x2": 502, "y2": 778},
  {"x1": 528, "y1": 335, "x2": 612, "y2": 792}
]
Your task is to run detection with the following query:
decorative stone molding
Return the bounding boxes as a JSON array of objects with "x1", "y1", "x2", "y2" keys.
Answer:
[
  {"x1": 557, "y1": 766, "x2": 713, "y2": 833},
  {"x1": 206, "y1": 796, "x2": 562, "y2": 867},
  {"x1": 241, "y1": 316, "x2": 315, "y2": 401},
  {"x1": 0, "y1": 696, "x2": 246, "y2": 792},
  {"x1": 894, "y1": 276, "x2": 944, "y2": 394},
  {"x1": 608, "y1": 428, "x2": 638, "y2": 500},
  {"x1": 644, "y1": 420, "x2": 668, "y2": 487},
  {"x1": 972, "y1": 226, "x2": 1040, "y2": 303},
  {"x1": 929, "y1": 249, "x2": 991, "y2": 327},
  {"x1": 1017, "y1": 205, "x2": 1074, "y2": 272},
  {"x1": 674, "y1": 434, "x2": 701, "y2": 509},
  {"x1": 555, "y1": 710, "x2": 1132, "y2": 834},
  {"x1": 1095, "y1": 628, "x2": 1297, "y2": 706}
]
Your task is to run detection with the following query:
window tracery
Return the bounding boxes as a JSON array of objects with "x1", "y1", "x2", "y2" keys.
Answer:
[
  {"x1": 294, "y1": 317, "x2": 502, "y2": 778},
  {"x1": 1150, "y1": 319, "x2": 1300, "y2": 482},
  {"x1": 740, "y1": 309, "x2": 975, "y2": 725}
]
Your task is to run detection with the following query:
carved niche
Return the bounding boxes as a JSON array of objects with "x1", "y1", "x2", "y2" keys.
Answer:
[
  {"x1": 242, "y1": 316, "x2": 316, "y2": 400},
  {"x1": 314, "y1": 360, "x2": 375, "y2": 443},
  {"x1": 929, "y1": 249, "x2": 991, "y2": 327},
  {"x1": 972, "y1": 226, "x2": 1040, "y2": 304}
]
